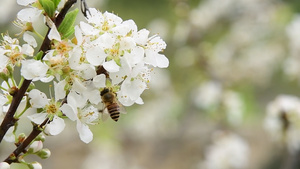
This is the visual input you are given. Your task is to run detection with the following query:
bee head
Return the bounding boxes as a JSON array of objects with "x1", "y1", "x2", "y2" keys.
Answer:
[{"x1": 100, "y1": 88, "x2": 110, "y2": 96}]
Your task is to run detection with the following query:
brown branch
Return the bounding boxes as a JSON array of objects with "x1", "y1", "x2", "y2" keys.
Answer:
[
  {"x1": 4, "y1": 118, "x2": 49, "y2": 164},
  {"x1": 0, "y1": 0, "x2": 78, "y2": 143},
  {"x1": 0, "y1": 80, "x2": 31, "y2": 143},
  {"x1": 55, "y1": 0, "x2": 78, "y2": 27}
]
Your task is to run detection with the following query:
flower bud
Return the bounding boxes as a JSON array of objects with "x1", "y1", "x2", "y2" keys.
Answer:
[
  {"x1": 17, "y1": 133, "x2": 26, "y2": 144},
  {"x1": 35, "y1": 134, "x2": 46, "y2": 142},
  {"x1": 0, "y1": 162, "x2": 10, "y2": 169},
  {"x1": 8, "y1": 86, "x2": 18, "y2": 96},
  {"x1": 28, "y1": 141, "x2": 43, "y2": 153},
  {"x1": 28, "y1": 162, "x2": 42, "y2": 169},
  {"x1": 37, "y1": 148, "x2": 51, "y2": 159},
  {"x1": 0, "y1": 68, "x2": 9, "y2": 81}
]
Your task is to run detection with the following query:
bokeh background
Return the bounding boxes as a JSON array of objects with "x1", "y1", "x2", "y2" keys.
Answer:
[{"x1": 2, "y1": 0, "x2": 300, "y2": 168}]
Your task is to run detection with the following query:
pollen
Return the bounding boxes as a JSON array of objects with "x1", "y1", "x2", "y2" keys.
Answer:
[
  {"x1": 45, "y1": 103, "x2": 58, "y2": 115},
  {"x1": 54, "y1": 40, "x2": 72, "y2": 56},
  {"x1": 102, "y1": 21, "x2": 109, "y2": 31},
  {"x1": 110, "y1": 48, "x2": 119, "y2": 57}
]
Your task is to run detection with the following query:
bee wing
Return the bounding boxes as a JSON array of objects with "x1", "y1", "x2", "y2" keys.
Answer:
[
  {"x1": 119, "y1": 104, "x2": 127, "y2": 114},
  {"x1": 100, "y1": 108, "x2": 110, "y2": 122},
  {"x1": 116, "y1": 100, "x2": 127, "y2": 114}
]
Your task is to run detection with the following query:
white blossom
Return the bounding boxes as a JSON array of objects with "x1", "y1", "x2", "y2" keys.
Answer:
[
  {"x1": 21, "y1": 60, "x2": 49, "y2": 81},
  {"x1": 201, "y1": 131, "x2": 249, "y2": 169},
  {"x1": 264, "y1": 95, "x2": 300, "y2": 153},
  {"x1": 60, "y1": 103, "x2": 99, "y2": 143},
  {"x1": 17, "y1": 7, "x2": 42, "y2": 23},
  {"x1": 29, "y1": 162, "x2": 42, "y2": 169},
  {"x1": 27, "y1": 89, "x2": 65, "y2": 136},
  {"x1": 29, "y1": 141, "x2": 43, "y2": 153},
  {"x1": 0, "y1": 162, "x2": 10, "y2": 169}
]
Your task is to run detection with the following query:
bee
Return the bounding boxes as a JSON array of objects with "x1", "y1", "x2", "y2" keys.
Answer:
[{"x1": 100, "y1": 87, "x2": 122, "y2": 122}]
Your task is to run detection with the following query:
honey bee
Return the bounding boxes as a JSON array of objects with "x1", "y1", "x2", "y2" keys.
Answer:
[{"x1": 100, "y1": 87, "x2": 123, "y2": 122}]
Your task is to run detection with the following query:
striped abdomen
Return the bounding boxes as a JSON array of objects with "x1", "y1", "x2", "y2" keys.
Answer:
[{"x1": 107, "y1": 103, "x2": 120, "y2": 122}]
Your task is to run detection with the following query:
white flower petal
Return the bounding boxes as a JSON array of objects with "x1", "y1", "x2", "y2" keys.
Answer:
[
  {"x1": 86, "y1": 46, "x2": 106, "y2": 66},
  {"x1": 121, "y1": 78, "x2": 146, "y2": 100},
  {"x1": 86, "y1": 8, "x2": 104, "y2": 25},
  {"x1": 156, "y1": 53, "x2": 169, "y2": 68},
  {"x1": 0, "y1": 55, "x2": 9, "y2": 72},
  {"x1": 21, "y1": 60, "x2": 49, "y2": 81},
  {"x1": 40, "y1": 75, "x2": 54, "y2": 83},
  {"x1": 103, "y1": 60, "x2": 120, "y2": 72},
  {"x1": 17, "y1": 8, "x2": 41, "y2": 22},
  {"x1": 91, "y1": 33, "x2": 116, "y2": 48},
  {"x1": 84, "y1": 89, "x2": 101, "y2": 105},
  {"x1": 80, "y1": 21, "x2": 99, "y2": 35},
  {"x1": 54, "y1": 80, "x2": 67, "y2": 100},
  {"x1": 72, "y1": 78, "x2": 87, "y2": 93},
  {"x1": 4, "y1": 127, "x2": 15, "y2": 143},
  {"x1": 134, "y1": 29, "x2": 149, "y2": 45},
  {"x1": 0, "y1": 95, "x2": 8, "y2": 106},
  {"x1": 48, "y1": 26, "x2": 61, "y2": 41},
  {"x1": 27, "y1": 113, "x2": 48, "y2": 124},
  {"x1": 67, "y1": 90, "x2": 87, "y2": 108},
  {"x1": 103, "y1": 11, "x2": 123, "y2": 26},
  {"x1": 123, "y1": 46, "x2": 144, "y2": 66},
  {"x1": 135, "y1": 97, "x2": 144, "y2": 105},
  {"x1": 81, "y1": 65, "x2": 96, "y2": 80},
  {"x1": 74, "y1": 25, "x2": 83, "y2": 45},
  {"x1": 0, "y1": 162, "x2": 10, "y2": 169},
  {"x1": 93, "y1": 74, "x2": 106, "y2": 88},
  {"x1": 76, "y1": 121, "x2": 93, "y2": 143},
  {"x1": 117, "y1": 93, "x2": 135, "y2": 106},
  {"x1": 22, "y1": 44, "x2": 34, "y2": 56},
  {"x1": 60, "y1": 104, "x2": 77, "y2": 121},
  {"x1": 44, "y1": 116, "x2": 65, "y2": 135},
  {"x1": 29, "y1": 141, "x2": 43, "y2": 153},
  {"x1": 17, "y1": 0, "x2": 36, "y2": 6},
  {"x1": 144, "y1": 50, "x2": 169, "y2": 68},
  {"x1": 28, "y1": 89, "x2": 48, "y2": 108},
  {"x1": 23, "y1": 32, "x2": 37, "y2": 47}
]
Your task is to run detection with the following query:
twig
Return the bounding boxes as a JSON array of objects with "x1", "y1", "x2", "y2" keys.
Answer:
[
  {"x1": 0, "y1": 0, "x2": 78, "y2": 143},
  {"x1": 4, "y1": 118, "x2": 49, "y2": 164}
]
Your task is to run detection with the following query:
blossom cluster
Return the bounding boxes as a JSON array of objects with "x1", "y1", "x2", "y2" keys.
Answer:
[
  {"x1": 200, "y1": 131, "x2": 249, "y2": 169},
  {"x1": 0, "y1": 0, "x2": 168, "y2": 145},
  {"x1": 264, "y1": 95, "x2": 300, "y2": 153}
]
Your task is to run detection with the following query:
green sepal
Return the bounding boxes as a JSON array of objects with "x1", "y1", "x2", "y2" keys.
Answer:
[
  {"x1": 39, "y1": 0, "x2": 56, "y2": 18},
  {"x1": 33, "y1": 51, "x2": 44, "y2": 60},
  {"x1": 58, "y1": 9, "x2": 79, "y2": 39}
]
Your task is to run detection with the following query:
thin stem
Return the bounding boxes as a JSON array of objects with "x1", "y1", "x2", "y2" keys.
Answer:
[
  {"x1": 0, "y1": 0, "x2": 78, "y2": 143},
  {"x1": 4, "y1": 118, "x2": 49, "y2": 164},
  {"x1": 0, "y1": 79, "x2": 31, "y2": 143},
  {"x1": 5, "y1": 81, "x2": 11, "y2": 90},
  {"x1": 15, "y1": 104, "x2": 29, "y2": 119},
  {"x1": 18, "y1": 77, "x2": 24, "y2": 89},
  {"x1": 32, "y1": 29, "x2": 44, "y2": 40},
  {"x1": 10, "y1": 78, "x2": 17, "y2": 88},
  {"x1": 0, "y1": 85, "x2": 7, "y2": 92},
  {"x1": 55, "y1": 0, "x2": 78, "y2": 27}
]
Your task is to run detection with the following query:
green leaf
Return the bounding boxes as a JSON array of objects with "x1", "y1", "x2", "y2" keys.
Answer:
[
  {"x1": 58, "y1": 9, "x2": 79, "y2": 39},
  {"x1": 62, "y1": 29, "x2": 75, "y2": 39},
  {"x1": 33, "y1": 51, "x2": 44, "y2": 60},
  {"x1": 52, "y1": 0, "x2": 61, "y2": 9},
  {"x1": 39, "y1": 0, "x2": 56, "y2": 18}
]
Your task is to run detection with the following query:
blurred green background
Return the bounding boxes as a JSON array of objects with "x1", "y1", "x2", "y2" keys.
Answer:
[{"x1": 2, "y1": 0, "x2": 300, "y2": 169}]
